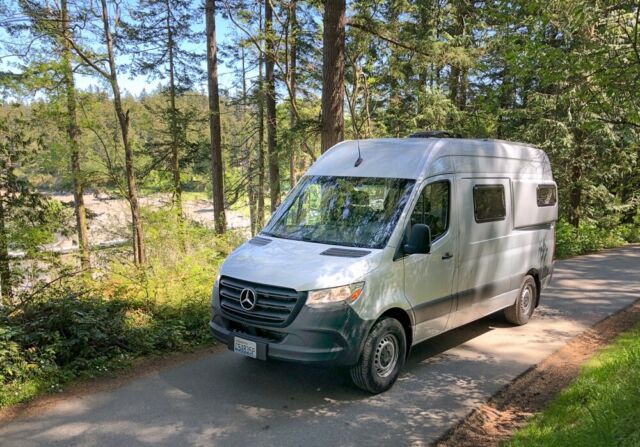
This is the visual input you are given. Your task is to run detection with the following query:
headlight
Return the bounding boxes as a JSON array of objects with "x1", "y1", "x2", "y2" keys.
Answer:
[{"x1": 306, "y1": 282, "x2": 364, "y2": 307}]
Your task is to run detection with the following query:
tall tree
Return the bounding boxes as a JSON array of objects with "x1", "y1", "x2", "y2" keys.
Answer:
[
  {"x1": 60, "y1": 0, "x2": 90, "y2": 269},
  {"x1": 321, "y1": 0, "x2": 346, "y2": 153},
  {"x1": 13, "y1": 0, "x2": 92, "y2": 268},
  {"x1": 205, "y1": 0, "x2": 227, "y2": 233},
  {"x1": 125, "y1": 0, "x2": 199, "y2": 217},
  {"x1": 75, "y1": 0, "x2": 147, "y2": 264},
  {"x1": 288, "y1": 0, "x2": 298, "y2": 187},
  {"x1": 265, "y1": 0, "x2": 280, "y2": 211}
]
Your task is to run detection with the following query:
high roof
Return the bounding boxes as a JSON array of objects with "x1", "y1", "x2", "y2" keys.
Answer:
[{"x1": 306, "y1": 138, "x2": 552, "y2": 181}]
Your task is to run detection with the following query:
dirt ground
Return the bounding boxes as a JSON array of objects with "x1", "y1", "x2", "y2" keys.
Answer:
[{"x1": 434, "y1": 299, "x2": 640, "y2": 447}]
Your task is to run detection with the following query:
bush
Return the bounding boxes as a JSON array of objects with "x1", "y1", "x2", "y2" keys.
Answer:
[
  {"x1": 555, "y1": 219, "x2": 636, "y2": 259},
  {"x1": 0, "y1": 208, "x2": 243, "y2": 408}
]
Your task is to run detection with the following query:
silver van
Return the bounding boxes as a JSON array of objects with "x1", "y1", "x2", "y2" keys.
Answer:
[{"x1": 210, "y1": 135, "x2": 557, "y2": 393}]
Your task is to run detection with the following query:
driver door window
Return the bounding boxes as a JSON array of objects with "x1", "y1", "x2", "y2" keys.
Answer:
[{"x1": 410, "y1": 181, "x2": 450, "y2": 241}]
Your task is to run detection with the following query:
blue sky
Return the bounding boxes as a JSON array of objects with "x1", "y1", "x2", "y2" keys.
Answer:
[
  {"x1": 0, "y1": 4, "x2": 245, "y2": 98},
  {"x1": 75, "y1": 15, "x2": 239, "y2": 97}
]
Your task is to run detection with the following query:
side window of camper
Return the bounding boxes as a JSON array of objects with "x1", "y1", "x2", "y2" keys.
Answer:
[
  {"x1": 473, "y1": 185, "x2": 506, "y2": 223},
  {"x1": 537, "y1": 184, "x2": 557, "y2": 207},
  {"x1": 410, "y1": 181, "x2": 450, "y2": 240}
]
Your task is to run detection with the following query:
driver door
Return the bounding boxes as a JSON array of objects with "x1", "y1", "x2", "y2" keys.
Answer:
[{"x1": 403, "y1": 176, "x2": 457, "y2": 342}]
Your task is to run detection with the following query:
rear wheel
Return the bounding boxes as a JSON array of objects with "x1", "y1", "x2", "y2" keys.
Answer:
[
  {"x1": 504, "y1": 275, "x2": 537, "y2": 325},
  {"x1": 349, "y1": 317, "x2": 406, "y2": 394}
]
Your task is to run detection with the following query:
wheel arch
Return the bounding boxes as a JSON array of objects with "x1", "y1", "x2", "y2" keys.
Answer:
[{"x1": 378, "y1": 307, "x2": 413, "y2": 358}]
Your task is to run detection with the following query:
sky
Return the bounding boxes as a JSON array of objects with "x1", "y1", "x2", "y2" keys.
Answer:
[
  {"x1": 74, "y1": 15, "x2": 239, "y2": 97},
  {"x1": 0, "y1": 3, "x2": 246, "y2": 98}
]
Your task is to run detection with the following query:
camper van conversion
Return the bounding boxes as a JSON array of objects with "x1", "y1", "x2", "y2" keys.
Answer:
[{"x1": 210, "y1": 136, "x2": 557, "y2": 393}]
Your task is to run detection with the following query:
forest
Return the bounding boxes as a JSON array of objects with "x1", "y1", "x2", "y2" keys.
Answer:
[{"x1": 0, "y1": 0, "x2": 639, "y2": 406}]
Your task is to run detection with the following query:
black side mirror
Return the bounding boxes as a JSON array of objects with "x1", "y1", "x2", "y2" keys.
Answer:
[{"x1": 404, "y1": 223, "x2": 431, "y2": 255}]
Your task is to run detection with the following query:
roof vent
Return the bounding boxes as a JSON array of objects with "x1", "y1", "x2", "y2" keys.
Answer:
[{"x1": 408, "y1": 130, "x2": 456, "y2": 138}]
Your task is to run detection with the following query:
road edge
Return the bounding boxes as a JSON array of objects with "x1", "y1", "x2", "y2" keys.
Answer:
[{"x1": 433, "y1": 297, "x2": 640, "y2": 447}]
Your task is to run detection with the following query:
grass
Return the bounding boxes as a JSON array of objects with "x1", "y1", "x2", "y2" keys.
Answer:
[{"x1": 506, "y1": 322, "x2": 640, "y2": 447}]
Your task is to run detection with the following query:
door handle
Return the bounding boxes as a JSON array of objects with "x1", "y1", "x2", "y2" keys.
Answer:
[{"x1": 441, "y1": 252, "x2": 453, "y2": 260}]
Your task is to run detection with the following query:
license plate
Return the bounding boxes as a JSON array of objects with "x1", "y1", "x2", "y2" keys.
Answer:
[{"x1": 233, "y1": 337, "x2": 257, "y2": 358}]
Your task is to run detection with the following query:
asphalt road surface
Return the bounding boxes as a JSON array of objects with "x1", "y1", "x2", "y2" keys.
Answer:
[{"x1": 2, "y1": 246, "x2": 639, "y2": 447}]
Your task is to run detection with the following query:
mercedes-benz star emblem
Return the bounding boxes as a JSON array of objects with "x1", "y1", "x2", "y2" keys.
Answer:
[{"x1": 239, "y1": 288, "x2": 257, "y2": 311}]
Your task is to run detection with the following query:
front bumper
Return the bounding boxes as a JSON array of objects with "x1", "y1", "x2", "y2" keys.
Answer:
[{"x1": 210, "y1": 303, "x2": 373, "y2": 366}]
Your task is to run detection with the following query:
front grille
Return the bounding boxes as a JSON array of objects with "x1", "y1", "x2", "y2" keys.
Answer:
[{"x1": 219, "y1": 276, "x2": 306, "y2": 328}]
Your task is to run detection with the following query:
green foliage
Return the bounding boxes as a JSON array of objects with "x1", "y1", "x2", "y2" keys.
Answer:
[
  {"x1": 507, "y1": 323, "x2": 640, "y2": 447},
  {"x1": 0, "y1": 209, "x2": 242, "y2": 408},
  {"x1": 555, "y1": 219, "x2": 634, "y2": 259}
]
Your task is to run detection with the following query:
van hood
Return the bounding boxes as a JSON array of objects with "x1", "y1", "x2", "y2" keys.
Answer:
[{"x1": 219, "y1": 236, "x2": 385, "y2": 291}]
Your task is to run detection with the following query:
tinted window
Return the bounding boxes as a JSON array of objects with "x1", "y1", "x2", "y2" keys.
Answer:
[
  {"x1": 537, "y1": 184, "x2": 557, "y2": 207},
  {"x1": 410, "y1": 181, "x2": 449, "y2": 240},
  {"x1": 473, "y1": 185, "x2": 506, "y2": 222}
]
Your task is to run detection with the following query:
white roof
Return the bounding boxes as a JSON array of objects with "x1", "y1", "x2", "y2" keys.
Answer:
[{"x1": 306, "y1": 138, "x2": 553, "y2": 181}]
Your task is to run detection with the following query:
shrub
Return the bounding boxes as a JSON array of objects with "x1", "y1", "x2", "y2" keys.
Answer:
[
  {"x1": 0, "y1": 208, "x2": 243, "y2": 408},
  {"x1": 555, "y1": 219, "x2": 634, "y2": 259}
]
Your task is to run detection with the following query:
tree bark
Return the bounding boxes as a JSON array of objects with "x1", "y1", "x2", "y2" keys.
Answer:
[
  {"x1": 265, "y1": 0, "x2": 280, "y2": 212},
  {"x1": 0, "y1": 198, "x2": 11, "y2": 304},
  {"x1": 61, "y1": 0, "x2": 90, "y2": 269},
  {"x1": 256, "y1": 3, "x2": 266, "y2": 229},
  {"x1": 165, "y1": 0, "x2": 182, "y2": 217},
  {"x1": 321, "y1": 0, "x2": 346, "y2": 153},
  {"x1": 205, "y1": 0, "x2": 227, "y2": 234},
  {"x1": 288, "y1": 0, "x2": 298, "y2": 188},
  {"x1": 100, "y1": 0, "x2": 146, "y2": 264}
]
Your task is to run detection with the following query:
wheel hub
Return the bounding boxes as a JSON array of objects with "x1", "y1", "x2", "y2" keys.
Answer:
[{"x1": 374, "y1": 334, "x2": 399, "y2": 378}]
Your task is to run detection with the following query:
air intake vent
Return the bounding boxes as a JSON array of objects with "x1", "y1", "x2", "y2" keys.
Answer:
[
  {"x1": 249, "y1": 236, "x2": 272, "y2": 246},
  {"x1": 219, "y1": 276, "x2": 306, "y2": 328},
  {"x1": 408, "y1": 130, "x2": 456, "y2": 138},
  {"x1": 320, "y1": 248, "x2": 371, "y2": 258}
]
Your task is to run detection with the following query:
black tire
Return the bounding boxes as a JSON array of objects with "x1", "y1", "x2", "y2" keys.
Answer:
[
  {"x1": 504, "y1": 275, "x2": 537, "y2": 325},
  {"x1": 349, "y1": 317, "x2": 406, "y2": 394}
]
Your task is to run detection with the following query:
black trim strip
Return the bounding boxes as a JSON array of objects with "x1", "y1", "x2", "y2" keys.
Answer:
[
  {"x1": 412, "y1": 293, "x2": 455, "y2": 324},
  {"x1": 412, "y1": 274, "x2": 522, "y2": 325}
]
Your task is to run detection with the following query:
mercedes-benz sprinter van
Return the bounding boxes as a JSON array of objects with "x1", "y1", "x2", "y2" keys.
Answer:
[{"x1": 210, "y1": 136, "x2": 557, "y2": 393}]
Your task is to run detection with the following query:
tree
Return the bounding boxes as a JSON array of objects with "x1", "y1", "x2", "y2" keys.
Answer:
[
  {"x1": 60, "y1": 0, "x2": 90, "y2": 268},
  {"x1": 321, "y1": 0, "x2": 346, "y2": 153},
  {"x1": 66, "y1": 0, "x2": 147, "y2": 264},
  {"x1": 265, "y1": 0, "x2": 281, "y2": 211},
  {"x1": 205, "y1": 0, "x2": 227, "y2": 233},
  {"x1": 10, "y1": 0, "x2": 92, "y2": 269},
  {"x1": 125, "y1": 0, "x2": 200, "y2": 217}
]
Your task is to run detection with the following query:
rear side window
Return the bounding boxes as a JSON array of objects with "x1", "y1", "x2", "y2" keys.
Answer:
[
  {"x1": 537, "y1": 184, "x2": 557, "y2": 207},
  {"x1": 473, "y1": 185, "x2": 506, "y2": 223}
]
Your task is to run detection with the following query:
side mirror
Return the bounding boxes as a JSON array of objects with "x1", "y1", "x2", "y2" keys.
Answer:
[{"x1": 404, "y1": 224, "x2": 431, "y2": 255}]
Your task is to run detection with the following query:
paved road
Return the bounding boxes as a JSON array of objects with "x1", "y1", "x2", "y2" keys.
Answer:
[{"x1": 2, "y1": 246, "x2": 639, "y2": 447}]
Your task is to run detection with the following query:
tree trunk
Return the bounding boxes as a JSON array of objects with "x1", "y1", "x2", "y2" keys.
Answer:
[
  {"x1": 61, "y1": 0, "x2": 90, "y2": 269},
  {"x1": 100, "y1": 0, "x2": 146, "y2": 264},
  {"x1": 321, "y1": 0, "x2": 346, "y2": 153},
  {"x1": 166, "y1": 0, "x2": 182, "y2": 217},
  {"x1": 288, "y1": 0, "x2": 298, "y2": 188},
  {"x1": 0, "y1": 199, "x2": 11, "y2": 304},
  {"x1": 256, "y1": 4, "x2": 266, "y2": 229},
  {"x1": 265, "y1": 0, "x2": 280, "y2": 212},
  {"x1": 205, "y1": 0, "x2": 227, "y2": 234}
]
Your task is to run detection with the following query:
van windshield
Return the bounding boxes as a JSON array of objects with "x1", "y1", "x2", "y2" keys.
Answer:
[{"x1": 263, "y1": 176, "x2": 415, "y2": 249}]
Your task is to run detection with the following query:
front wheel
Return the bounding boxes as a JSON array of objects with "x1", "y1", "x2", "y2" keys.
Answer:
[
  {"x1": 504, "y1": 275, "x2": 537, "y2": 325},
  {"x1": 349, "y1": 317, "x2": 406, "y2": 394}
]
